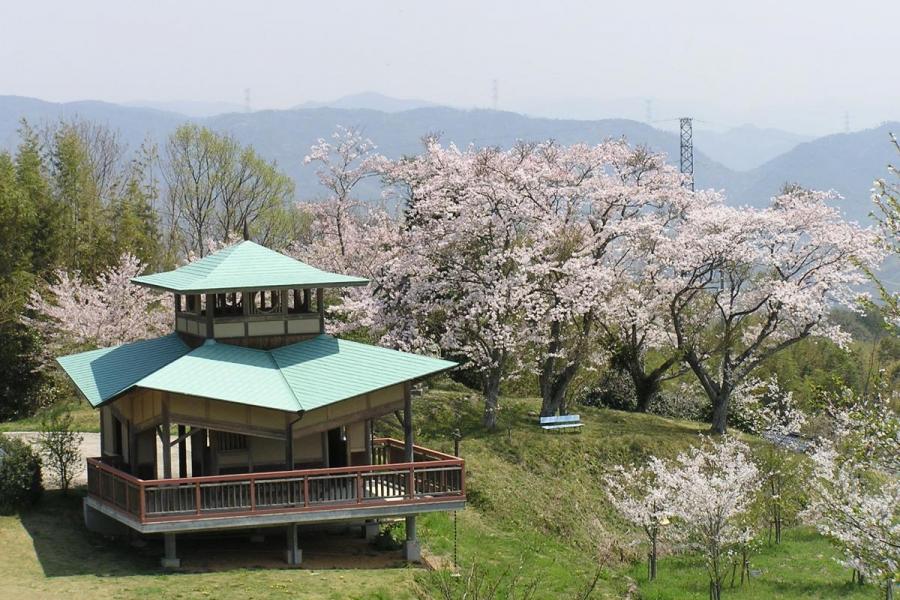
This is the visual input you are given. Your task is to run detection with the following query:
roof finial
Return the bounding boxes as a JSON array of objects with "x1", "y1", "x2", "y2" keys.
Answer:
[{"x1": 242, "y1": 218, "x2": 250, "y2": 241}]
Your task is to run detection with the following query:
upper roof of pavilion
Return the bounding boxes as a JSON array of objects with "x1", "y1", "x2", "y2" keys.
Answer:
[{"x1": 131, "y1": 241, "x2": 368, "y2": 294}]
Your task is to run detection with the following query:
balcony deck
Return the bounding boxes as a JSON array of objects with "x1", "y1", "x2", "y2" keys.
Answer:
[{"x1": 86, "y1": 438, "x2": 465, "y2": 534}]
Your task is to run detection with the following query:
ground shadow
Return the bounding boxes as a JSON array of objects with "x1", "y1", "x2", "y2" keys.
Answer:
[{"x1": 19, "y1": 489, "x2": 416, "y2": 577}]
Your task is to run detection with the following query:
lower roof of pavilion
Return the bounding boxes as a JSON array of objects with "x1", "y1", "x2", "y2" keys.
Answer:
[{"x1": 57, "y1": 333, "x2": 456, "y2": 414}]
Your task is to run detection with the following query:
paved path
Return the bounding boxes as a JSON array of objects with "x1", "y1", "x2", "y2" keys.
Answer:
[{"x1": 4, "y1": 431, "x2": 100, "y2": 488}]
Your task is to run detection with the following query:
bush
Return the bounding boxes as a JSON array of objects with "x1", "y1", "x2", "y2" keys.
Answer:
[
  {"x1": 0, "y1": 434, "x2": 43, "y2": 513},
  {"x1": 576, "y1": 369, "x2": 638, "y2": 411}
]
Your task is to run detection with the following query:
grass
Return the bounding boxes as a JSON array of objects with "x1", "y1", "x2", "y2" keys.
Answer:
[
  {"x1": 0, "y1": 399, "x2": 98, "y2": 432},
  {"x1": 0, "y1": 491, "x2": 415, "y2": 600},
  {"x1": 632, "y1": 528, "x2": 876, "y2": 600},
  {"x1": 0, "y1": 381, "x2": 884, "y2": 599}
]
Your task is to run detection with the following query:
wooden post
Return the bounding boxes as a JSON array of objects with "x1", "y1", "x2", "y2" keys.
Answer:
[
  {"x1": 128, "y1": 420, "x2": 137, "y2": 474},
  {"x1": 316, "y1": 288, "x2": 325, "y2": 332},
  {"x1": 191, "y1": 428, "x2": 204, "y2": 477},
  {"x1": 404, "y1": 382, "x2": 413, "y2": 462},
  {"x1": 321, "y1": 431, "x2": 329, "y2": 468},
  {"x1": 205, "y1": 293, "x2": 214, "y2": 338},
  {"x1": 161, "y1": 395, "x2": 172, "y2": 479},
  {"x1": 177, "y1": 425, "x2": 187, "y2": 478},
  {"x1": 303, "y1": 289, "x2": 311, "y2": 312},
  {"x1": 364, "y1": 420, "x2": 373, "y2": 465},
  {"x1": 285, "y1": 419, "x2": 295, "y2": 470}
]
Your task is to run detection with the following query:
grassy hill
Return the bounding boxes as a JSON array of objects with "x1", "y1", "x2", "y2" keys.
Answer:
[{"x1": 0, "y1": 383, "x2": 878, "y2": 599}]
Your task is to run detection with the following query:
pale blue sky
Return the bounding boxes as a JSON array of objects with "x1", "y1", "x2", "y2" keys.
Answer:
[{"x1": 1, "y1": 0, "x2": 897, "y2": 134}]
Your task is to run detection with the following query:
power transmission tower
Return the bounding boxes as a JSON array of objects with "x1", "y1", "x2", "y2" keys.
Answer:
[
  {"x1": 680, "y1": 117, "x2": 694, "y2": 191},
  {"x1": 843, "y1": 111, "x2": 850, "y2": 133},
  {"x1": 244, "y1": 88, "x2": 252, "y2": 113},
  {"x1": 645, "y1": 99, "x2": 653, "y2": 123},
  {"x1": 491, "y1": 79, "x2": 499, "y2": 110}
]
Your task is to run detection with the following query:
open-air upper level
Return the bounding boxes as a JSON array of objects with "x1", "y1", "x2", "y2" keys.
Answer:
[{"x1": 131, "y1": 241, "x2": 369, "y2": 348}]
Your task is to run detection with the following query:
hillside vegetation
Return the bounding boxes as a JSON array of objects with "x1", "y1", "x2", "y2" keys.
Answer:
[{"x1": 0, "y1": 384, "x2": 880, "y2": 599}]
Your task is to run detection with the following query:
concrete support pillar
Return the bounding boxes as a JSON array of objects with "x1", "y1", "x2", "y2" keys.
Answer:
[
  {"x1": 363, "y1": 520, "x2": 379, "y2": 541},
  {"x1": 403, "y1": 515, "x2": 420, "y2": 561},
  {"x1": 161, "y1": 533, "x2": 180, "y2": 568},
  {"x1": 285, "y1": 524, "x2": 302, "y2": 566}
]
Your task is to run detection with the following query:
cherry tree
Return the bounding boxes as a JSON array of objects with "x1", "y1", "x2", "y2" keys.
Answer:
[
  {"x1": 656, "y1": 189, "x2": 884, "y2": 433},
  {"x1": 374, "y1": 140, "x2": 537, "y2": 428},
  {"x1": 731, "y1": 376, "x2": 807, "y2": 544},
  {"x1": 806, "y1": 391, "x2": 899, "y2": 598},
  {"x1": 303, "y1": 126, "x2": 380, "y2": 259},
  {"x1": 871, "y1": 133, "x2": 899, "y2": 327},
  {"x1": 26, "y1": 253, "x2": 171, "y2": 356},
  {"x1": 659, "y1": 436, "x2": 761, "y2": 600},
  {"x1": 604, "y1": 461, "x2": 675, "y2": 581},
  {"x1": 520, "y1": 142, "x2": 695, "y2": 416}
]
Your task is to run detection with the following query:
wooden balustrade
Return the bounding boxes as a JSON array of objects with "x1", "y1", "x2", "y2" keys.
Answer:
[{"x1": 86, "y1": 438, "x2": 464, "y2": 524}]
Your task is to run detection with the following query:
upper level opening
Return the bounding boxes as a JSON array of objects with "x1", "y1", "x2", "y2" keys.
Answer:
[{"x1": 130, "y1": 241, "x2": 367, "y2": 348}]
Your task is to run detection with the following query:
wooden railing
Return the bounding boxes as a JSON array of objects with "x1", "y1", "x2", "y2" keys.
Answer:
[{"x1": 86, "y1": 438, "x2": 464, "y2": 524}]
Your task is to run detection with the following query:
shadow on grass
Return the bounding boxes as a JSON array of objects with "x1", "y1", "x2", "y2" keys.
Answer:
[{"x1": 19, "y1": 489, "x2": 415, "y2": 577}]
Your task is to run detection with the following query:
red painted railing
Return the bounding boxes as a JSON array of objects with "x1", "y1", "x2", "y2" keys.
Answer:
[{"x1": 86, "y1": 438, "x2": 464, "y2": 524}]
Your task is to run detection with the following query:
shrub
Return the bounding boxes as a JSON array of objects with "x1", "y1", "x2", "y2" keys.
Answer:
[
  {"x1": 0, "y1": 434, "x2": 43, "y2": 513},
  {"x1": 576, "y1": 369, "x2": 638, "y2": 411},
  {"x1": 38, "y1": 408, "x2": 83, "y2": 493}
]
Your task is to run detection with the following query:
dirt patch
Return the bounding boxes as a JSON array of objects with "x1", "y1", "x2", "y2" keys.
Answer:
[{"x1": 3, "y1": 432, "x2": 99, "y2": 488}]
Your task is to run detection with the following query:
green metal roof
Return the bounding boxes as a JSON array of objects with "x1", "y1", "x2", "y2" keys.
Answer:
[
  {"x1": 56, "y1": 334, "x2": 191, "y2": 407},
  {"x1": 130, "y1": 241, "x2": 368, "y2": 293},
  {"x1": 57, "y1": 334, "x2": 456, "y2": 412}
]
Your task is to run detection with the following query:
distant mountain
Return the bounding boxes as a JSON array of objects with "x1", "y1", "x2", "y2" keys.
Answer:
[
  {"x1": 294, "y1": 92, "x2": 442, "y2": 113},
  {"x1": 125, "y1": 100, "x2": 247, "y2": 118},
  {"x1": 731, "y1": 122, "x2": 899, "y2": 223},
  {"x1": 1, "y1": 95, "x2": 895, "y2": 226},
  {"x1": 695, "y1": 125, "x2": 812, "y2": 171}
]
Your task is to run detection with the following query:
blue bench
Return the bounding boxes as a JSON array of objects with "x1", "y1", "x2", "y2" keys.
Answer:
[{"x1": 539, "y1": 414, "x2": 583, "y2": 431}]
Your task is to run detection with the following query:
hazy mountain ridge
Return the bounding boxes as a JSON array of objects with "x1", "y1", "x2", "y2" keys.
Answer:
[{"x1": 1, "y1": 95, "x2": 895, "y2": 226}]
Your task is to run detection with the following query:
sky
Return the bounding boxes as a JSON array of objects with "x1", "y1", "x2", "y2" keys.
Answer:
[{"x1": 1, "y1": 0, "x2": 898, "y2": 135}]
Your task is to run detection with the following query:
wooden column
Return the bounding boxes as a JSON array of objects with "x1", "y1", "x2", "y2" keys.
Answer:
[
  {"x1": 321, "y1": 431, "x2": 329, "y2": 468},
  {"x1": 403, "y1": 382, "x2": 413, "y2": 462},
  {"x1": 364, "y1": 419, "x2": 373, "y2": 465},
  {"x1": 161, "y1": 394, "x2": 172, "y2": 479},
  {"x1": 177, "y1": 424, "x2": 187, "y2": 477},
  {"x1": 285, "y1": 419, "x2": 295, "y2": 470},
  {"x1": 128, "y1": 421, "x2": 137, "y2": 474},
  {"x1": 303, "y1": 289, "x2": 311, "y2": 312},
  {"x1": 191, "y1": 428, "x2": 205, "y2": 477},
  {"x1": 316, "y1": 288, "x2": 325, "y2": 332},
  {"x1": 205, "y1": 293, "x2": 214, "y2": 338}
]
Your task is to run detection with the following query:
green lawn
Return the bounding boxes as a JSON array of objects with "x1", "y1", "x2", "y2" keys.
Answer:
[
  {"x1": 0, "y1": 399, "x2": 98, "y2": 432},
  {"x1": 632, "y1": 528, "x2": 875, "y2": 600},
  {"x1": 0, "y1": 383, "x2": 884, "y2": 599}
]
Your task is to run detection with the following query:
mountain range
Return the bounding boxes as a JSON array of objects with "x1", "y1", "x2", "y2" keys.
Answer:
[{"x1": 1, "y1": 94, "x2": 897, "y2": 228}]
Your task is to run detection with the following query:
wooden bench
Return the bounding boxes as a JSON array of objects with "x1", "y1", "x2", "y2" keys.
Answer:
[{"x1": 539, "y1": 414, "x2": 583, "y2": 431}]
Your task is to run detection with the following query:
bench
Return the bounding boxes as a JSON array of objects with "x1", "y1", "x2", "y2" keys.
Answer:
[{"x1": 539, "y1": 414, "x2": 583, "y2": 431}]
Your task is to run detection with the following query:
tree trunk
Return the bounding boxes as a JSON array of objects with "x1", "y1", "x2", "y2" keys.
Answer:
[
  {"x1": 649, "y1": 530, "x2": 658, "y2": 581},
  {"x1": 482, "y1": 372, "x2": 501, "y2": 430},
  {"x1": 710, "y1": 389, "x2": 730, "y2": 434},
  {"x1": 634, "y1": 373, "x2": 662, "y2": 413}
]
